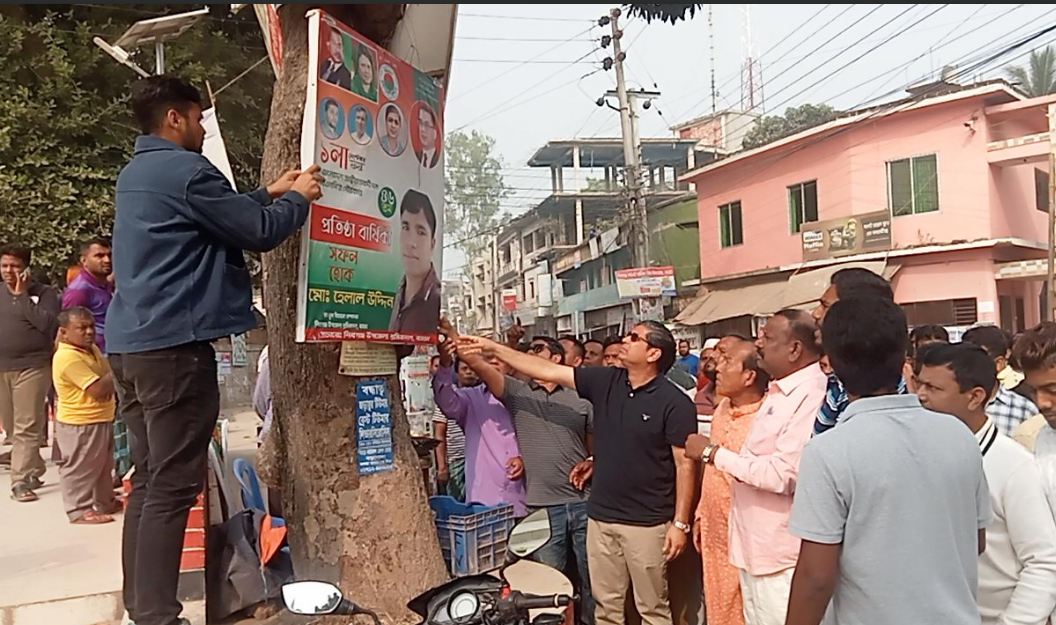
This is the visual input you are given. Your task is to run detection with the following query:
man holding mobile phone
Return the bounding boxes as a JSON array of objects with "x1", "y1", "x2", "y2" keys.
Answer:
[{"x1": 0, "y1": 243, "x2": 59, "y2": 503}]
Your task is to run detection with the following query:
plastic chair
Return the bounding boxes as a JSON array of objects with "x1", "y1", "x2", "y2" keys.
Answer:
[
  {"x1": 232, "y1": 457, "x2": 286, "y2": 530},
  {"x1": 233, "y1": 457, "x2": 267, "y2": 512}
]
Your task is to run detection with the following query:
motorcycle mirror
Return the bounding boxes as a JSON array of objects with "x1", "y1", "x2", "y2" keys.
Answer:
[
  {"x1": 282, "y1": 581, "x2": 345, "y2": 615},
  {"x1": 507, "y1": 508, "x2": 551, "y2": 558}
]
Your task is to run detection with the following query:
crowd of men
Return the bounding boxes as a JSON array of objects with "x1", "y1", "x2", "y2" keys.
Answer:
[
  {"x1": 0, "y1": 237, "x2": 121, "y2": 519},
  {"x1": 429, "y1": 267, "x2": 1056, "y2": 625},
  {"x1": 8, "y1": 70, "x2": 1056, "y2": 625}
]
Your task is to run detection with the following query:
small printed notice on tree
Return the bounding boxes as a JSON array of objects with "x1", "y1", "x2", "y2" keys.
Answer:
[
  {"x1": 339, "y1": 341, "x2": 397, "y2": 376},
  {"x1": 356, "y1": 380, "x2": 394, "y2": 475}
]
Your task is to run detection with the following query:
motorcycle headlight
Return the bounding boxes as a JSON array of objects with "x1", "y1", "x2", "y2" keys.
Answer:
[{"x1": 447, "y1": 591, "x2": 480, "y2": 624}]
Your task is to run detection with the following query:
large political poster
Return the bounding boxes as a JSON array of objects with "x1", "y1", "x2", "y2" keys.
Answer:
[{"x1": 297, "y1": 9, "x2": 444, "y2": 344}]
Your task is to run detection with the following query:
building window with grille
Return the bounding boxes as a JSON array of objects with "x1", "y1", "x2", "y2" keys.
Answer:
[
  {"x1": 788, "y1": 180, "x2": 818, "y2": 234},
  {"x1": 902, "y1": 297, "x2": 977, "y2": 327},
  {"x1": 1036, "y1": 168, "x2": 1050, "y2": 213},
  {"x1": 719, "y1": 200, "x2": 743, "y2": 248},
  {"x1": 888, "y1": 154, "x2": 939, "y2": 216}
]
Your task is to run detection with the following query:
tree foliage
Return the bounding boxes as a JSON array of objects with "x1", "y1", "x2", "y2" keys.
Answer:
[
  {"x1": 623, "y1": 4, "x2": 704, "y2": 24},
  {"x1": 741, "y1": 103, "x2": 840, "y2": 151},
  {"x1": 444, "y1": 130, "x2": 510, "y2": 261},
  {"x1": 0, "y1": 5, "x2": 273, "y2": 281},
  {"x1": 583, "y1": 177, "x2": 613, "y2": 192},
  {"x1": 1005, "y1": 45, "x2": 1056, "y2": 97}
]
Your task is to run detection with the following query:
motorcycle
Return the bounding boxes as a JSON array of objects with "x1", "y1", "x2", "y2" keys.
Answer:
[{"x1": 281, "y1": 508, "x2": 575, "y2": 625}]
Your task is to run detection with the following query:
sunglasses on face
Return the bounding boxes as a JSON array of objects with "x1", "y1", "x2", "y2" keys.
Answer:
[{"x1": 625, "y1": 332, "x2": 654, "y2": 347}]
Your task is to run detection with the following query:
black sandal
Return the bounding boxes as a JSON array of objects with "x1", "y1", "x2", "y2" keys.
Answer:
[{"x1": 11, "y1": 483, "x2": 38, "y2": 502}]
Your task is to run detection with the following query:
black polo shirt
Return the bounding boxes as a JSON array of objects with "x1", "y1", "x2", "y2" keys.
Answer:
[{"x1": 574, "y1": 366, "x2": 697, "y2": 526}]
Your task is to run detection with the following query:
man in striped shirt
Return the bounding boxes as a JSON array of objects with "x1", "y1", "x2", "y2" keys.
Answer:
[
  {"x1": 431, "y1": 354, "x2": 470, "y2": 500},
  {"x1": 812, "y1": 268, "x2": 906, "y2": 436}
]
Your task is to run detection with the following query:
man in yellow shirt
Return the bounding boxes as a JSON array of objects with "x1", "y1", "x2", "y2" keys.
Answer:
[{"x1": 53, "y1": 307, "x2": 119, "y2": 524}]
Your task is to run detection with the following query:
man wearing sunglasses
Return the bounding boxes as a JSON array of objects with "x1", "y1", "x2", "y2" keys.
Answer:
[
  {"x1": 457, "y1": 333, "x2": 596, "y2": 624},
  {"x1": 457, "y1": 321, "x2": 697, "y2": 625}
]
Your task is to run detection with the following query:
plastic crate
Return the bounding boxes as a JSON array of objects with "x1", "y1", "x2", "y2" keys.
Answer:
[
  {"x1": 113, "y1": 418, "x2": 132, "y2": 476},
  {"x1": 429, "y1": 496, "x2": 515, "y2": 576}
]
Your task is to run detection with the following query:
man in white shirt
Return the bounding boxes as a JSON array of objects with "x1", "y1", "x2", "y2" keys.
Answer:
[
  {"x1": 1012, "y1": 323, "x2": 1056, "y2": 519},
  {"x1": 916, "y1": 342, "x2": 1056, "y2": 625},
  {"x1": 351, "y1": 106, "x2": 371, "y2": 145}
]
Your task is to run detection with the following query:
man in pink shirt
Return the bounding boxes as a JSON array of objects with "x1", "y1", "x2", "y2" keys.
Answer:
[{"x1": 687, "y1": 309, "x2": 825, "y2": 625}]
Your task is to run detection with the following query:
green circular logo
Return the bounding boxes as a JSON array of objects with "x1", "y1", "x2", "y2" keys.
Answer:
[{"x1": 378, "y1": 187, "x2": 397, "y2": 218}]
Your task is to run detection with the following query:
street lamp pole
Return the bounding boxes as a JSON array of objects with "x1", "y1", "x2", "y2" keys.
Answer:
[
  {"x1": 155, "y1": 40, "x2": 165, "y2": 75},
  {"x1": 92, "y1": 8, "x2": 209, "y2": 78}
]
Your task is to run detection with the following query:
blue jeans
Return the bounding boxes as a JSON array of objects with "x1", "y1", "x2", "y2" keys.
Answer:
[{"x1": 531, "y1": 500, "x2": 594, "y2": 625}]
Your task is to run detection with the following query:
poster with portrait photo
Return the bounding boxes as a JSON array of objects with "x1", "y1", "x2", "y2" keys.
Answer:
[
  {"x1": 297, "y1": 9, "x2": 445, "y2": 345},
  {"x1": 411, "y1": 102, "x2": 441, "y2": 169},
  {"x1": 377, "y1": 103, "x2": 407, "y2": 157},
  {"x1": 319, "y1": 98, "x2": 344, "y2": 140},
  {"x1": 348, "y1": 104, "x2": 373, "y2": 145}
]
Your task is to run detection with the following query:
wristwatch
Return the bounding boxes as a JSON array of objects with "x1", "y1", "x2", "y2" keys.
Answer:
[
  {"x1": 672, "y1": 520, "x2": 692, "y2": 534},
  {"x1": 700, "y1": 444, "x2": 717, "y2": 464}
]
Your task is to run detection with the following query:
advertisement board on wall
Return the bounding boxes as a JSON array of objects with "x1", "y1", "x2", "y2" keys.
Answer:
[
  {"x1": 801, "y1": 211, "x2": 891, "y2": 262},
  {"x1": 501, "y1": 289, "x2": 518, "y2": 312},
  {"x1": 615, "y1": 266, "x2": 678, "y2": 299}
]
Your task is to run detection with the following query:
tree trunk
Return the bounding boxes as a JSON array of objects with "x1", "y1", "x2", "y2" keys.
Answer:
[{"x1": 258, "y1": 5, "x2": 448, "y2": 622}]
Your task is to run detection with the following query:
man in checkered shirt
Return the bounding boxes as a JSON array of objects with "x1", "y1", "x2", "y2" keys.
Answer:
[
  {"x1": 963, "y1": 325, "x2": 1040, "y2": 435},
  {"x1": 812, "y1": 268, "x2": 909, "y2": 436}
]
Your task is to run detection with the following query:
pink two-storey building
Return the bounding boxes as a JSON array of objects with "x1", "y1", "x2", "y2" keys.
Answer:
[{"x1": 676, "y1": 81, "x2": 1055, "y2": 337}]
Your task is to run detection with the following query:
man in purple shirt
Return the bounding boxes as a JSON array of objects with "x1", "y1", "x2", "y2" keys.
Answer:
[
  {"x1": 433, "y1": 328, "x2": 526, "y2": 516},
  {"x1": 62, "y1": 238, "x2": 113, "y2": 352}
]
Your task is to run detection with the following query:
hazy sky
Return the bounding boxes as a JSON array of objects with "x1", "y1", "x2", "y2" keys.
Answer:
[{"x1": 440, "y1": 4, "x2": 1056, "y2": 274}]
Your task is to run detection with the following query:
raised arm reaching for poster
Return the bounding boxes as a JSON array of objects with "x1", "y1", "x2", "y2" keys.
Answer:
[
  {"x1": 455, "y1": 335, "x2": 576, "y2": 390},
  {"x1": 439, "y1": 318, "x2": 506, "y2": 399}
]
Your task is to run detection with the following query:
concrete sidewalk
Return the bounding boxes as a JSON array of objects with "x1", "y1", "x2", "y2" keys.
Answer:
[
  {"x1": 0, "y1": 408, "x2": 261, "y2": 625},
  {"x1": 0, "y1": 446, "x2": 129, "y2": 625}
]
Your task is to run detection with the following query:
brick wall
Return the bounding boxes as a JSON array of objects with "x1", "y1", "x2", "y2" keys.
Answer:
[
  {"x1": 180, "y1": 492, "x2": 207, "y2": 573},
  {"x1": 123, "y1": 479, "x2": 208, "y2": 602}
]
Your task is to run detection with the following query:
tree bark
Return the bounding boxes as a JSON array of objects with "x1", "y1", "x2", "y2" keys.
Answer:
[{"x1": 258, "y1": 5, "x2": 448, "y2": 622}]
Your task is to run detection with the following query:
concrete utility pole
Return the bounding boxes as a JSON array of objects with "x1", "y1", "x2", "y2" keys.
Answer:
[
  {"x1": 1047, "y1": 103, "x2": 1056, "y2": 320},
  {"x1": 606, "y1": 7, "x2": 657, "y2": 271}
]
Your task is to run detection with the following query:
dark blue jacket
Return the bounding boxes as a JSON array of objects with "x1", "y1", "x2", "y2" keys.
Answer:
[{"x1": 107, "y1": 135, "x2": 309, "y2": 354}]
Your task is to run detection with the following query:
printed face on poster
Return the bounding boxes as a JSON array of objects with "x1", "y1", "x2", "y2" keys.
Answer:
[{"x1": 297, "y1": 10, "x2": 445, "y2": 344}]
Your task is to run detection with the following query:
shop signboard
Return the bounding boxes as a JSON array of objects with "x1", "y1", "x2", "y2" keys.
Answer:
[
  {"x1": 801, "y1": 211, "x2": 891, "y2": 261},
  {"x1": 615, "y1": 266, "x2": 677, "y2": 298},
  {"x1": 501, "y1": 289, "x2": 518, "y2": 312}
]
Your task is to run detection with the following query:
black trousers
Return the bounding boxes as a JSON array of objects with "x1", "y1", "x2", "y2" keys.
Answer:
[{"x1": 110, "y1": 342, "x2": 219, "y2": 625}]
